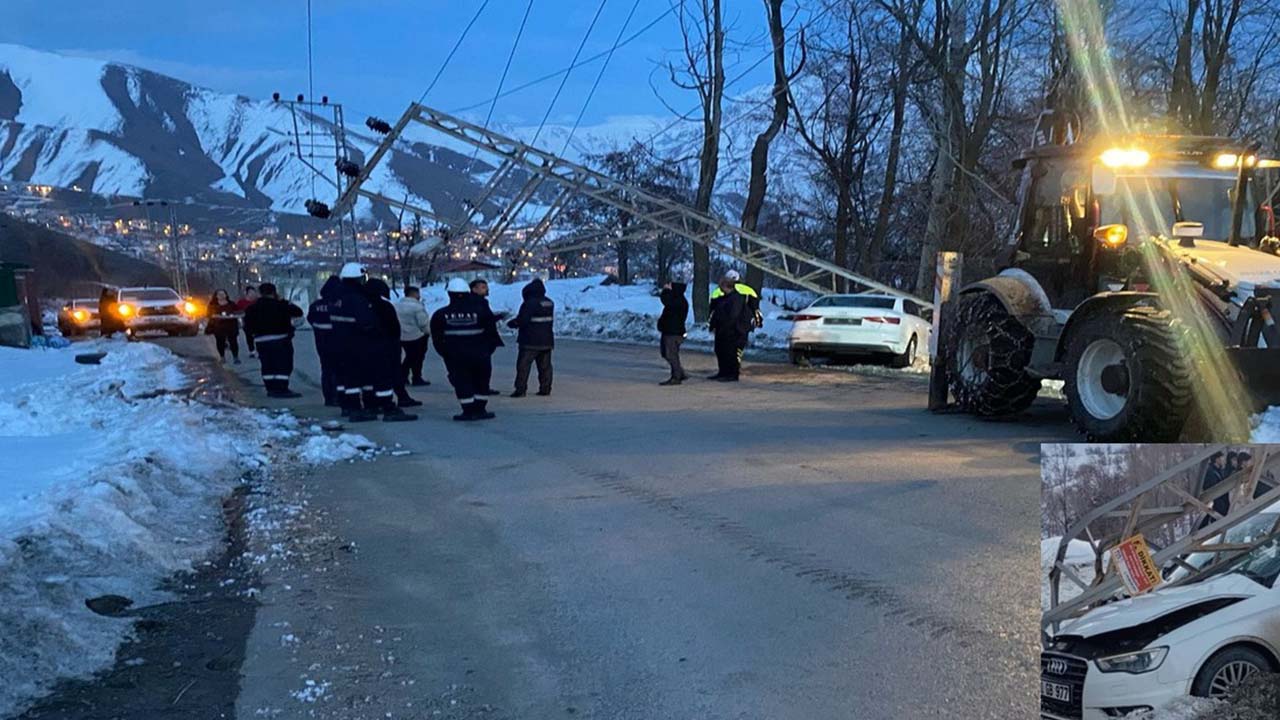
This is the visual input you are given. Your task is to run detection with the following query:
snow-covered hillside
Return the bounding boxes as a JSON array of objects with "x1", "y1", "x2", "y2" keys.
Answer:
[{"x1": 0, "y1": 43, "x2": 493, "y2": 222}]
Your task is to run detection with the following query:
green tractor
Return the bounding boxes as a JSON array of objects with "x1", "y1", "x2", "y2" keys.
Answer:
[{"x1": 940, "y1": 118, "x2": 1280, "y2": 441}]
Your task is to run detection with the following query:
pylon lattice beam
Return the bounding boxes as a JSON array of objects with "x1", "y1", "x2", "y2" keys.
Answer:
[{"x1": 333, "y1": 103, "x2": 925, "y2": 301}]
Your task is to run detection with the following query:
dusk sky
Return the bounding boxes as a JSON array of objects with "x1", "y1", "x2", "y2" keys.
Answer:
[{"x1": 3, "y1": 0, "x2": 780, "y2": 130}]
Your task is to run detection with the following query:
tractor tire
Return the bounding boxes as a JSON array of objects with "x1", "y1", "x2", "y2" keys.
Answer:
[
  {"x1": 945, "y1": 293, "x2": 1040, "y2": 416},
  {"x1": 1062, "y1": 305, "x2": 1192, "y2": 442}
]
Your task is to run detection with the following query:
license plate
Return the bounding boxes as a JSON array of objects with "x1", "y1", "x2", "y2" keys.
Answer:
[
  {"x1": 1041, "y1": 680, "x2": 1071, "y2": 703},
  {"x1": 823, "y1": 317, "x2": 861, "y2": 325},
  {"x1": 138, "y1": 315, "x2": 178, "y2": 323}
]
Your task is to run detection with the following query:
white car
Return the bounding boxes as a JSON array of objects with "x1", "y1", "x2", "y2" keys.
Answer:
[
  {"x1": 113, "y1": 286, "x2": 201, "y2": 338},
  {"x1": 786, "y1": 293, "x2": 931, "y2": 367},
  {"x1": 1041, "y1": 536, "x2": 1280, "y2": 719}
]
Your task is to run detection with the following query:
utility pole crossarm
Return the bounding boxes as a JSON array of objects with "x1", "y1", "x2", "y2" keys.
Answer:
[{"x1": 331, "y1": 101, "x2": 926, "y2": 302}]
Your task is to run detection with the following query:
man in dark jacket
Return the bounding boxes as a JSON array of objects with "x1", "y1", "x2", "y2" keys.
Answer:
[
  {"x1": 433, "y1": 278, "x2": 497, "y2": 421},
  {"x1": 657, "y1": 280, "x2": 690, "y2": 385},
  {"x1": 707, "y1": 271, "x2": 759, "y2": 382},
  {"x1": 243, "y1": 283, "x2": 304, "y2": 398},
  {"x1": 470, "y1": 278, "x2": 504, "y2": 395},
  {"x1": 365, "y1": 278, "x2": 419, "y2": 421},
  {"x1": 98, "y1": 287, "x2": 122, "y2": 337},
  {"x1": 307, "y1": 276, "x2": 341, "y2": 406},
  {"x1": 508, "y1": 278, "x2": 554, "y2": 397},
  {"x1": 329, "y1": 263, "x2": 380, "y2": 421}
]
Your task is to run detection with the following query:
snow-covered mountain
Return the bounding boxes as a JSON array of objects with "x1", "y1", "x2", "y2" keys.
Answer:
[{"x1": 0, "y1": 43, "x2": 519, "y2": 224}]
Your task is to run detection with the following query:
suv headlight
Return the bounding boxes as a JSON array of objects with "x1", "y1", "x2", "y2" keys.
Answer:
[{"x1": 1095, "y1": 647, "x2": 1168, "y2": 674}]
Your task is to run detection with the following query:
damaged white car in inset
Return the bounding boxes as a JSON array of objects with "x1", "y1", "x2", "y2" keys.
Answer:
[{"x1": 1042, "y1": 536, "x2": 1280, "y2": 719}]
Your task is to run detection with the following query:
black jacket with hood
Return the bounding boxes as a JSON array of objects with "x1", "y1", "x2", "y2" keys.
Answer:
[
  {"x1": 364, "y1": 278, "x2": 402, "y2": 354},
  {"x1": 658, "y1": 282, "x2": 689, "y2": 336},
  {"x1": 507, "y1": 278, "x2": 555, "y2": 349},
  {"x1": 432, "y1": 292, "x2": 497, "y2": 361},
  {"x1": 307, "y1": 276, "x2": 341, "y2": 350}
]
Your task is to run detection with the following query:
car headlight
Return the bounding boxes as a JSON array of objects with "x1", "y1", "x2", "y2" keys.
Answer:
[
  {"x1": 182, "y1": 301, "x2": 198, "y2": 315},
  {"x1": 71, "y1": 309, "x2": 88, "y2": 322},
  {"x1": 1095, "y1": 647, "x2": 1168, "y2": 674},
  {"x1": 116, "y1": 303, "x2": 134, "y2": 317}
]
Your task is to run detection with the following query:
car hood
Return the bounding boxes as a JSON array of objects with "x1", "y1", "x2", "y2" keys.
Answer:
[
  {"x1": 1162, "y1": 239, "x2": 1280, "y2": 295},
  {"x1": 1059, "y1": 573, "x2": 1261, "y2": 639}
]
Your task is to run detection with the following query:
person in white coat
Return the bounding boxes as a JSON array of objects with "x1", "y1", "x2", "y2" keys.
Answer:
[{"x1": 395, "y1": 286, "x2": 432, "y2": 387}]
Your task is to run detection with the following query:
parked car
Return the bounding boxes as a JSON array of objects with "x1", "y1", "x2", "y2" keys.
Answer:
[
  {"x1": 1042, "y1": 536, "x2": 1280, "y2": 719},
  {"x1": 786, "y1": 293, "x2": 931, "y2": 368},
  {"x1": 56, "y1": 298, "x2": 101, "y2": 337},
  {"x1": 112, "y1": 286, "x2": 201, "y2": 338}
]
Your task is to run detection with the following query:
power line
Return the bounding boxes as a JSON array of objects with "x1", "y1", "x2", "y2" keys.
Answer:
[
  {"x1": 417, "y1": 0, "x2": 492, "y2": 105},
  {"x1": 562, "y1": 0, "x2": 641, "y2": 156},
  {"x1": 451, "y1": 5, "x2": 675, "y2": 114},
  {"x1": 530, "y1": 0, "x2": 610, "y2": 148},
  {"x1": 306, "y1": 0, "x2": 316, "y2": 197},
  {"x1": 465, "y1": 0, "x2": 536, "y2": 174}
]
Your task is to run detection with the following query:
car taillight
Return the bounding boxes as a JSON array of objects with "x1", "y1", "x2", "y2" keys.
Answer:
[
  {"x1": 862, "y1": 316, "x2": 901, "y2": 324},
  {"x1": 791, "y1": 314, "x2": 822, "y2": 322}
]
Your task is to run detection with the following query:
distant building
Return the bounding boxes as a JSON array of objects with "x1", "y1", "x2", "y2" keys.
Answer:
[{"x1": 434, "y1": 259, "x2": 503, "y2": 285}]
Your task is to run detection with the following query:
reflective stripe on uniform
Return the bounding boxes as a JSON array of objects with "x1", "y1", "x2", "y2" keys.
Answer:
[
  {"x1": 529, "y1": 317, "x2": 553, "y2": 323},
  {"x1": 255, "y1": 334, "x2": 289, "y2": 342},
  {"x1": 330, "y1": 315, "x2": 357, "y2": 323},
  {"x1": 262, "y1": 374, "x2": 291, "y2": 380},
  {"x1": 344, "y1": 388, "x2": 362, "y2": 395},
  {"x1": 457, "y1": 397, "x2": 475, "y2": 403},
  {"x1": 311, "y1": 323, "x2": 333, "y2": 330},
  {"x1": 375, "y1": 390, "x2": 395, "y2": 398},
  {"x1": 444, "y1": 328, "x2": 484, "y2": 336}
]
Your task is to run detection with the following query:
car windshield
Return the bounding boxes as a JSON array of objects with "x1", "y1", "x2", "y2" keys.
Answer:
[
  {"x1": 1102, "y1": 174, "x2": 1256, "y2": 242},
  {"x1": 1194, "y1": 535, "x2": 1280, "y2": 588},
  {"x1": 1169, "y1": 513, "x2": 1279, "y2": 582},
  {"x1": 121, "y1": 289, "x2": 180, "y2": 302},
  {"x1": 813, "y1": 296, "x2": 896, "y2": 309}
]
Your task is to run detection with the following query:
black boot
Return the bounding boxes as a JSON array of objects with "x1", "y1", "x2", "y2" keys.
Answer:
[
  {"x1": 382, "y1": 406, "x2": 418, "y2": 422},
  {"x1": 348, "y1": 408, "x2": 379, "y2": 422},
  {"x1": 510, "y1": 390, "x2": 527, "y2": 398},
  {"x1": 659, "y1": 377, "x2": 682, "y2": 386},
  {"x1": 398, "y1": 396, "x2": 423, "y2": 408},
  {"x1": 453, "y1": 402, "x2": 480, "y2": 422},
  {"x1": 474, "y1": 399, "x2": 496, "y2": 420}
]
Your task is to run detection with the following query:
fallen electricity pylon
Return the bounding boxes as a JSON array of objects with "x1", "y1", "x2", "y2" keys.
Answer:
[
  {"x1": 1044, "y1": 445, "x2": 1280, "y2": 634},
  {"x1": 320, "y1": 101, "x2": 925, "y2": 301}
]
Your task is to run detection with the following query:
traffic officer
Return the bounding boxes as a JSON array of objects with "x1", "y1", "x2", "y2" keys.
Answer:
[
  {"x1": 306, "y1": 276, "x2": 341, "y2": 406},
  {"x1": 328, "y1": 263, "x2": 380, "y2": 421},
  {"x1": 365, "y1": 277, "x2": 419, "y2": 421},
  {"x1": 507, "y1": 277, "x2": 555, "y2": 397},
  {"x1": 243, "y1": 282, "x2": 304, "y2": 397},
  {"x1": 432, "y1": 278, "x2": 498, "y2": 421},
  {"x1": 707, "y1": 270, "x2": 760, "y2": 382}
]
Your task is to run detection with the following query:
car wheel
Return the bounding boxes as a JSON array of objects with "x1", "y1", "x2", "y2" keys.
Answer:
[
  {"x1": 1062, "y1": 305, "x2": 1192, "y2": 442},
  {"x1": 1192, "y1": 645, "x2": 1273, "y2": 699},
  {"x1": 789, "y1": 349, "x2": 811, "y2": 367},
  {"x1": 944, "y1": 293, "x2": 1040, "y2": 416},
  {"x1": 891, "y1": 335, "x2": 918, "y2": 369}
]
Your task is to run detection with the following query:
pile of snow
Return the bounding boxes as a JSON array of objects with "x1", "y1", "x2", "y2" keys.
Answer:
[
  {"x1": 417, "y1": 275, "x2": 808, "y2": 351},
  {"x1": 1122, "y1": 697, "x2": 1225, "y2": 719},
  {"x1": 1252, "y1": 406, "x2": 1280, "y2": 442},
  {"x1": 0, "y1": 339, "x2": 350, "y2": 717},
  {"x1": 1041, "y1": 536, "x2": 1103, "y2": 611},
  {"x1": 298, "y1": 431, "x2": 377, "y2": 464}
]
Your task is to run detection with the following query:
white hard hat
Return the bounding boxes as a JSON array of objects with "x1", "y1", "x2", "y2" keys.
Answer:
[
  {"x1": 339, "y1": 262, "x2": 367, "y2": 279},
  {"x1": 446, "y1": 278, "x2": 470, "y2": 293},
  {"x1": 723, "y1": 269, "x2": 740, "y2": 282}
]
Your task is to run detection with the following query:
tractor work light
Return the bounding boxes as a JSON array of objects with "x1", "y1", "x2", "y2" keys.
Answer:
[
  {"x1": 1094, "y1": 223, "x2": 1128, "y2": 248},
  {"x1": 1212, "y1": 152, "x2": 1257, "y2": 169},
  {"x1": 1100, "y1": 147, "x2": 1150, "y2": 169}
]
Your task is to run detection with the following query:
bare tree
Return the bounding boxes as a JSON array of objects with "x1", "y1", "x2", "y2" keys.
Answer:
[
  {"x1": 671, "y1": 0, "x2": 726, "y2": 321},
  {"x1": 738, "y1": 0, "x2": 804, "y2": 292}
]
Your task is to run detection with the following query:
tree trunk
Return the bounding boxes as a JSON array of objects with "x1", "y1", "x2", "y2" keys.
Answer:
[
  {"x1": 864, "y1": 24, "x2": 911, "y2": 276},
  {"x1": 916, "y1": 0, "x2": 967, "y2": 294},
  {"x1": 690, "y1": 0, "x2": 725, "y2": 323},
  {"x1": 617, "y1": 240, "x2": 631, "y2": 284},
  {"x1": 738, "y1": 0, "x2": 792, "y2": 294}
]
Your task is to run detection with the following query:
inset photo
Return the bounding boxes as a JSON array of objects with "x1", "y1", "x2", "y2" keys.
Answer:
[{"x1": 1041, "y1": 444, "x2": 1280, "y2": 720}]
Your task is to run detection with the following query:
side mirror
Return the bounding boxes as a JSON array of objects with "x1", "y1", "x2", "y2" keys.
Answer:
[{"x1": 1093, "y1": 224, "x2": 1128, "y2": 249}]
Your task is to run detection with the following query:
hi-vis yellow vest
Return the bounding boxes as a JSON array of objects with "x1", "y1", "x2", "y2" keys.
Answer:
[{"x1": 710, "y1": 283, "x2": 759, "y2": 300}]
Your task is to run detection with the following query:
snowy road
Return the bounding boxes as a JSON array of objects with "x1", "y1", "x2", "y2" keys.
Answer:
[{"x1": 162, "y1": 334, "x2": 1072, "y2": 719}]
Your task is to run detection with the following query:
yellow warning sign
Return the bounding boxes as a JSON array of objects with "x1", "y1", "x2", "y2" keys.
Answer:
[{"x1": 1111, "y1": 535, "x2": 1162, "y2": 596}]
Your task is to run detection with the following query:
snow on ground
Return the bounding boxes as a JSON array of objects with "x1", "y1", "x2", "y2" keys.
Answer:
[
  {"x1": 1041, "y1": 536, "x2": 1103, "y2": 611},
  {"x1": 0, "y1": 339, "x2": 371, "y2": 717},
  {"x1": 1122, "y1": 697, "x2": 1225, "y2": 719},
  {"x1": 1252, "y1": 406, "x2": 1280, "y2": 442}
]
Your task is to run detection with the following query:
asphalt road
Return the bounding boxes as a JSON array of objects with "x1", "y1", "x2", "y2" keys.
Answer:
[{"x1": 164, "y1": 332, "x2": 1074, "y2": 719}]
